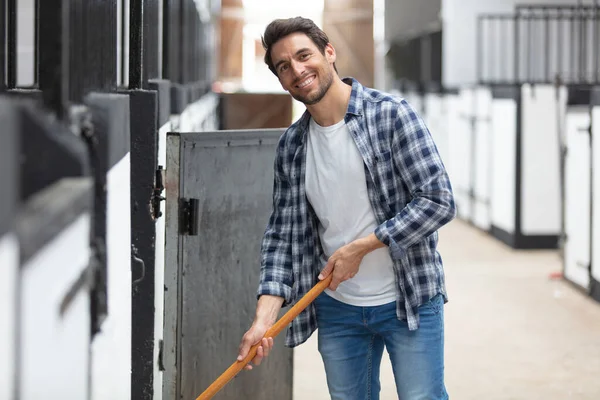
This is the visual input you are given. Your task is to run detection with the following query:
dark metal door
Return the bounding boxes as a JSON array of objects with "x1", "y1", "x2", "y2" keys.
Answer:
[{"x1": 164, "y1": 129, "x2": 293, "y2": 400}]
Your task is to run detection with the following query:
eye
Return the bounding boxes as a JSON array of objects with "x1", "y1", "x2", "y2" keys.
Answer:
[
  {"x1": 300, "y1": 53, "x2": 310, "y2": 60},
  {"x1": 279, "y1": 64, "x2": 289, "y2": 74}
]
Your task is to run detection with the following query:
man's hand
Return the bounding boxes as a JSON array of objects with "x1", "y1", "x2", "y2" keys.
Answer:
[
  {"x1": 237, "y1": 323, "x2": 274, "y2": 370},
  {"x1": 318, "y1": 233, "x2": 386, "y2": 291},
  {"x1": 237, "y1": 295, "x2": 284, "y2": 371}
]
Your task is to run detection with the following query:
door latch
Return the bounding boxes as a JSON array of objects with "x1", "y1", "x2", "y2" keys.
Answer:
[
  {"x1": 152, "y1": 166, "x2": 166, "y2": 219},
  {"x1": 180, "y1": 198, "x2": 199, "y2": 235}
]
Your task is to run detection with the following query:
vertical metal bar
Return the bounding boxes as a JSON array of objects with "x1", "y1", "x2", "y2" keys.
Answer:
[
  {"x1": 0, "y1": 0, "x2": 6, "y2": 89},
  {"x1": 110, "y1": 0, "x2": 117, "y2": 88},
  {"x1": 34, "y1": 0, "x2": 40, "y2": 87},
  {"x1": 557, "y1": 10, "x2": 563, "y2": 82},
  {"x1": 121, "y1": 0, "x2": 126, "y2": 85},
  {"x1": 194, "y1": 8, "x2": 199, "y2": 83},
  {"x1": 7, "y1": 0, "x2": 16, "y2": 88},
  {"x1": 178, "y1": 0, "x2": 184, "y2": 84},
  {"x1": 571, "y1": 8, "x2": 577, "y2": 82},
  {"x1": 38, "y1": 0, "x2": 69, "y2": 119},
  {"x1": 161, "y1": 0, "x2": 169, "y2": 79},
  {"x1": 496, "y1": 18, "x2": 501, "y2": 83},
  {"x1": 527, "y1": 13, "x2": 533, "y2": 82},
  {"x1": 129, "y1": 0, "x2": 143, "y2": 89},
  {"x1": 71, "y1": 0, "x2": 84, "y2": 103},
  {"x1": 505, "y1": 16, "x2": 511, "y2": 83},
  {"x1": 476, "y1": 16, "x2": 483, "y2": 83},
  {"x1": 593, "y1": 0, "x2": 600, "y2": 84},
  {"x1": 514, "y1": 14, "x2": 520, "y2": 83},
  {"x1": 579, "y1": 4, "x2": 586, "y2": 82},
  {"x1": 183, "y1": 0, "x2": 189, "y2": 84},
  {"x1": 545, "y1": 10, "x2": 550, "y2": 82},
  {"x1": 158, "y1": 0, "x2": 163, "y2": 78}
]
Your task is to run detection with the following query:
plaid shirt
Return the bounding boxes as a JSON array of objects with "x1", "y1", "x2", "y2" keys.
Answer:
[{"x1": 257, "y1": 78, "x2": 456, "y2": 348}]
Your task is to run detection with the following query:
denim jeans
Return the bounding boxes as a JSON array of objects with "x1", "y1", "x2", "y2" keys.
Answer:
[{"x1": 314, "y1": 292, "x2": 448, "y2": 400}]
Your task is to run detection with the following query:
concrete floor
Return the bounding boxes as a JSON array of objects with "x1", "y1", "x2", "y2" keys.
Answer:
[{"x1": 293, "y1": 219, "x2": 600, "y2": 399}]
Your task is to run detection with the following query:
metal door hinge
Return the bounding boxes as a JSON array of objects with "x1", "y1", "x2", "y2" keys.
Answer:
[
  {"x1": 152, "y1": 166, "x2": 166, "y2": 219},
  {"x1": 131, "y1": 244, "x2": 146, "y2": 285},
  {"x1": 158, "y1": 339, "x2": 165, "y2": 371},
  {"x1": 578, "y1": 125, "x2": 592, "y2": 136},
  {"x1": 180, "y1": 198, "x2": 199, "y2": 235}
]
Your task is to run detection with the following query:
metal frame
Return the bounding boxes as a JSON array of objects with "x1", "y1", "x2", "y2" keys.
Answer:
[
  {"x1": 477, "y1": 4, "x2": 600, "y2": 86},
  {"x1": 164, "y1": 129, "x2": 288, "y2": 400},
  {"x1": 163, "y1": 132, "x2": 181, "y2": 400},
  {"x1": 0, "y1": 0, "x2": 6, "y2": 90}
]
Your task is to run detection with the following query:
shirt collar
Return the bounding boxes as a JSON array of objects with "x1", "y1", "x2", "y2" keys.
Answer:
[{"x1": 295, "y1": 77, "x2": 363, "y2": 142}]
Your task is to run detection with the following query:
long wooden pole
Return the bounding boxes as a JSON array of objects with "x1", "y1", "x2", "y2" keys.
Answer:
[{"x1": 196, "y1": 274, "x2": 333, "y2": 400}]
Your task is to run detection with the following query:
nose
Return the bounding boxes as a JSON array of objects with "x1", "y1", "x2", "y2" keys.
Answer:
[{"x1": 290, "y1": 60, "x2": 305, "y2": 79}]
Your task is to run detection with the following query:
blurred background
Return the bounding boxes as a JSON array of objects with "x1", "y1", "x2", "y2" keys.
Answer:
[{"x1": 1, "y1": 0, "x2": 599, "y2": 399}]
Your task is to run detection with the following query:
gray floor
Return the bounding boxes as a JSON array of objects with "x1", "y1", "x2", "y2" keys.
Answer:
[{"x1": 293, "y1": 219, "x2": 600, "y2": 399}]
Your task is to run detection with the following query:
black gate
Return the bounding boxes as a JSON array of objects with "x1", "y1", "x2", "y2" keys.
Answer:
[{"x1": 1, "y1": 0, "x2": 220, "y2": 399}]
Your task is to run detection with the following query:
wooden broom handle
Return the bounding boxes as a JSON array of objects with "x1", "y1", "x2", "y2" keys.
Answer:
[{"x1": 196, "y1": 274, "x2": 333, "y2": 400}]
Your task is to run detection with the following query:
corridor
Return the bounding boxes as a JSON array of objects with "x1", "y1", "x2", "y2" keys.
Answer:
[{"x1": 294, "y1": 220, "x2": 600, "y2": 400}]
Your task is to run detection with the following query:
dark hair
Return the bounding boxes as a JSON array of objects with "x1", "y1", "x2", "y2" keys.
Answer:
[{"x1": 261, "y1": 17, "x2": 337, "y2": 76}]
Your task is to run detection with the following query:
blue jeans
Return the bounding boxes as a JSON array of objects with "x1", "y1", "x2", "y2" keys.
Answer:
[{"x1": 314, "y1": 292, "x2": 448, "y2": 400}]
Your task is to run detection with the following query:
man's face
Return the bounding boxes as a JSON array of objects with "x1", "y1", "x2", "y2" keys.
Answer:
[{"x1": 270, "y1": 32, "x2": 335, "y2": 106}]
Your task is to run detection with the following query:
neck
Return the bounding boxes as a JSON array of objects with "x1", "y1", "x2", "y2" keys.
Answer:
[{"x1": 306, "y1": 77, "x2": 351, "y2": 127}]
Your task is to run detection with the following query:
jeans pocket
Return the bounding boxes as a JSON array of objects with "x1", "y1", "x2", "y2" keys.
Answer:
[{"x1": 419, "y1": 294, "x2": 443, "y2": 316}]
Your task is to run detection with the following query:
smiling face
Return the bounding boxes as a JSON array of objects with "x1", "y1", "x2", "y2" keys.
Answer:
[{"x1": 270, "y1": 32, "x2": 336, "y2": 106}]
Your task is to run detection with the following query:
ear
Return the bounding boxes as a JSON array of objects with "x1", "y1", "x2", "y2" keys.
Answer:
[{"x1": 325, "y1": 43, "x2": 336, "y2": 64}]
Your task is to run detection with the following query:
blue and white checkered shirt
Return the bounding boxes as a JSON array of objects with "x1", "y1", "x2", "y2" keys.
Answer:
[{"x1": 257, "y1": 77, "x2": 456, "y2": 348}]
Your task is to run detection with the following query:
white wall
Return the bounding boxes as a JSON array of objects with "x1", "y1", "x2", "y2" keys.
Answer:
[
  {"x1": 520, "y1": 84, "x2": 564, "y2": 235},
  {"x1": 473, "y1": 87, "x2": 493, "y2": 231},
  {"x1": 174, "y1": 93, "x2": 219, "y2": 132},
  {"x1": 491, "y1": 98, "x2": 517, "y2": 233},
  {"x1": 0, "y1": 233, "x2": 19, "y2": 400},
  {"x1": 592, "y1": 105, "x2": 600, "y2": 283},
  {"x1": 423, "y1": 93, "x2": 448, "y2": 163},
  {"x1": 450, "y1": 89, "x2": 475, "y2": 220},
  {"x1": 441, "y1": 0, "x2": 597, "y2": 87},
  {"x1": 444, "y1": 93, "x2": 460, "y2": 180},
  {"x1": 90, "y1": 154, "x2": 132, "y2": 400},
  {"x1": 564, "y1": 106, "x2": 591, "y2": 289},
  {"x1": 20, "y1": 214, "x2": 91, "y2": 399}
]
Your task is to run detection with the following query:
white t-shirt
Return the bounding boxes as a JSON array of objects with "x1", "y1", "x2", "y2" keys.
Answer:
[{"x1": 305, "y1": 117, "x2": 396, "y2": 306}]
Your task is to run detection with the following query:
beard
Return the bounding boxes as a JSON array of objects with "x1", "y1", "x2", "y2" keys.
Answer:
[{"x1": 290, "y1": 68, "x2": 334, "y2": 106}]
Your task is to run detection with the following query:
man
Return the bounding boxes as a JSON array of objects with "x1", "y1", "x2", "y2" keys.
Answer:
[{"x1": 237, "y1": 16, "x2": 456, "y2": 400}]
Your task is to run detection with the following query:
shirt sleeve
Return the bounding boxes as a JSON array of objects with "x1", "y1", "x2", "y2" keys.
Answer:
[
  {"x1": 374, "y1": 99, "x2": 457, "y2": 259},
  {"x1": 256, "y1": 138, "x2": 294, "y2": 306}
]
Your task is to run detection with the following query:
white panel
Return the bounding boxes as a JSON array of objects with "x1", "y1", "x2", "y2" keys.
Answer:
[
  {"x1": 91, "y1": 155, "x2": 132, "y2": 400},
  {"x1": 20, "y1": 214, "x2": 91, "y2": 399},
  {"x1": 473, "y1": 87, "x2": 493, "y2": 230},
  {"x1": 520, "y1": 84, "x2": 564, "y2": 235},
  {"x1": 158, "y1": 122, "x2": 171, "y2": 167},
  {"x1": 425, "y1": 94, "x2": 448, "y2": 166},
  {"x1": 0, "y1": 233, "x2": 18, "y2": 400},
  {"x1": 452, "y1": 89, "x2": 474, "y2": 220},
  {"x1": 564, "y1": 108, "x2": 591, "y2": 290},
  {"x1": 16, "y1": 0, "x2": 35, "y2": 86},
  {"x1": 491, "y1": 99, "x2": 517, "y2": 233},
  {"x1": 473, "y1": 201, "x2": 491, "y2": 230},
  {"x1": 592, "y1": 105, "x2": 600, "y2": 283},
  {"x1": 117, "y1": 0, "x2": 123, "y2": 85},
  {"x1": 154, "y1": 123, "x2": 170, "y2": 400},
  {"x1": 179, "y1": 93, "x2": 219, "y2": 132},
  {"x1": 404, "y1": 92, "x2": 423, "y2": 116},
  {"x1": 444, "y1": 94, "x2": 460, "y2": 182}
]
